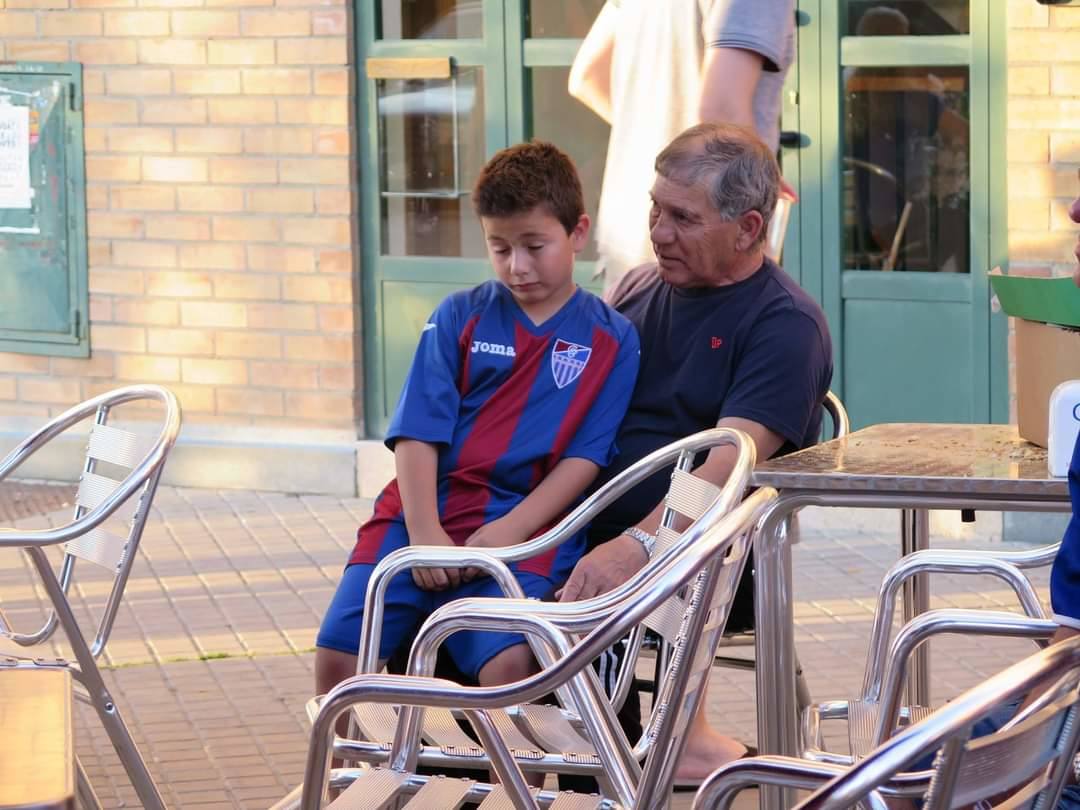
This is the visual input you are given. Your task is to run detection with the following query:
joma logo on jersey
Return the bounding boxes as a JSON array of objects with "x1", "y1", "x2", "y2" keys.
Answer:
[
  {"x1": 551, "y1": 339, "x2": 591, "y2": 389},
  {"x1": 471, "y1": 340, "x2": 516, "y2": 358}
]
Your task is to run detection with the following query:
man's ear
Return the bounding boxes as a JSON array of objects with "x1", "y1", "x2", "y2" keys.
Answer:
[
  {"x1": 571, "y1": 214, "x2": 592, "y2": 253},
  {"x1": 736, "y1": 210, "x2": 765, "y2": 251}
]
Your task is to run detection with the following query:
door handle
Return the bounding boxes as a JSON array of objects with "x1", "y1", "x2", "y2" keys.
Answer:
[{"x1": 780, "y1": 130, "x2": 808, "y2": 148}]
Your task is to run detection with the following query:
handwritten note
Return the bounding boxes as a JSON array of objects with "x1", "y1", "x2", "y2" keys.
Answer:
[{"x1": 0, "y1": 104, "x2": 32, "y2": 209}]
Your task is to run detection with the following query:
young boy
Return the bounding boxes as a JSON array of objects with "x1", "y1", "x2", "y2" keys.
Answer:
[{"x1": 315, "y1": 142, "x2": 640, "y2": 699}]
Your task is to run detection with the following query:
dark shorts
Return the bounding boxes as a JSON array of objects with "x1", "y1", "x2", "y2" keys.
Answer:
[{"x1": 316, "y1": 563, "x2": 558, "y2": 681}]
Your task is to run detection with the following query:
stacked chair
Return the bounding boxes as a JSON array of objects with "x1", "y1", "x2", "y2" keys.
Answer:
[
  {"x1": 0, "y1": 385, "x2": 181, "y2": 810},
  {"x1": 284, "y1": 427, "x2": 778, "y2": 809}
]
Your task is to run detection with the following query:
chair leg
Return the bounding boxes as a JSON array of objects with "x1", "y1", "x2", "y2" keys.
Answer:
[
  {"x1": 75, "y1": 755, "x2": 104, "y2": 810},
  {"x1": 84, "y1": 683, "x2": 168, "y2": 810},
  {"x1": 796, "y1": 657, "x2": 812, "y2": 714}
]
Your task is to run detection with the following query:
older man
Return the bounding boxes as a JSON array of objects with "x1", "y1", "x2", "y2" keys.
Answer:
[{"x1": 559, "y1": 122, "x2": 833, "y2": 782}]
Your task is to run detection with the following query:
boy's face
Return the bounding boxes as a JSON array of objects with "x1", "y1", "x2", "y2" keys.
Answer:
[{"x1": 481, "y1": 207, "x2": 589, "y2": 320}]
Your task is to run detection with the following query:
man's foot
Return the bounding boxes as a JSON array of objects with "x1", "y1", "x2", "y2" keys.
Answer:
[{"x1": 672, "y1": 728, "x2": 752, "y2": 786}]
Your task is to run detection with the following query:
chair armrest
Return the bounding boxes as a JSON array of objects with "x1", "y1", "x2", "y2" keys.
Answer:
[{"x1": 692, "y1": 756, "x2": 865, "y2": 810}]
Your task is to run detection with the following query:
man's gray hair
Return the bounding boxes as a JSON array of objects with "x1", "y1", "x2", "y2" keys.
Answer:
[{"x1": 654, "y1": 123, "x2": 780, "y2": 247}]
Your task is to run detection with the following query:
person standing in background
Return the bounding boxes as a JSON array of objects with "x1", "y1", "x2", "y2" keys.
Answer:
[{"x1": 569, "y1": 0, "x2": 798, "y2": 290}]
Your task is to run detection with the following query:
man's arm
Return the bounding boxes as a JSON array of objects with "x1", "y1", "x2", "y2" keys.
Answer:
[
  {"x1": 698, "y1": 46, "x2": 763, "y2": 129},
  {"x1": 395, "y1": 438, "x2": 460, "y2": 592},
  {"x1": 558, "y1": 417, "x2": 785, "y2": 602},
  {"x1": 567, "y1": 2, "x2": 618, "y2": 124}
]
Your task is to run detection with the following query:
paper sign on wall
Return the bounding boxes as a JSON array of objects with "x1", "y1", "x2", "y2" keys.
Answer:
[{"x1": 0, "y1": 104, "x2": 32, "y2": 209}]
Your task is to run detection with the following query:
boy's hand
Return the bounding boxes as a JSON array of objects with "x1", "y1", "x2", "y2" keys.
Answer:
[
  {"x1": 461, "y1": 516, "x2": 526, "y2": 582},
  {"x1": 409, "y1": 527, "x2": 462, "y2": 592}
]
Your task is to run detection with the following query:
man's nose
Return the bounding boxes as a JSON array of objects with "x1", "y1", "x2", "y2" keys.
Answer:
[
  {"x1": 1069, "y1": 195, "x2": 1080, "y2": 226},
  {"x1": 650, "y1": 215, "x2": 673, "y2": 244}
]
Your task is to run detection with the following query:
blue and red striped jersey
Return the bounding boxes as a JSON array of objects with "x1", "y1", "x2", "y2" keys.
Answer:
[{"x1": 350, "y1": 281, "x2": 640, "y2": 579}]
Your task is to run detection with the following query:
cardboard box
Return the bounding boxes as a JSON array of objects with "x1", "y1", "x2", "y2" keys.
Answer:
[{"x1": 990, "y1": 270, "x2": 1080, "y2": 447}]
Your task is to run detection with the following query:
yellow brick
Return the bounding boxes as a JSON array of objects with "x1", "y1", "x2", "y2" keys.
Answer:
[
  {"x1": 106, "y1": 68, "x2": 172, "y2": 94},
  {"x1": 180, "y1": 301, "x2": 247, "y2": 328},
  {"x1": 181, "y1": 357, "x2": 247, "y2": 385},
  {"x1": 0, "y1": 13, "x2": 37, "y2": 34},
  {"x1": 176, "y1": 185, "x2": 246, "y2": 212},
  {"x1": 87, "y1": 185, "x2": 109, "y2": 208},
  {"x1": 6, "y1": 0, "x2": 68, "y2": 8},
  {"x1": 90, "y1": 324, "x2": 147, "y2": 352},
  {"x1": 1008, "y1": 198, "x2": 1048, "y2": 232},
  {"x1": 316, "y1": 188, "x2": 350, "y2": 215},
  {"x1": 108, "y1": 127, "x2": 173, "y2": 153},
  {"x1": 246, "y1": 188, "x2": 313, "y2": 214},
  {"x1": 173, "y1": 68, "x2": 242, "y2": 95},
  {"x1": 1007, "y1": 165, "x2": 1054, "y2": 198},
  {"x1": 110, "y1": 185, "x2": 176, "y2": 210},
  {"x1": 112, "y1": 298, "x2": 179, "y2": 325},
  {"x1": 213, "y1": 273, "x2": 280, "y2": 299},
  {"x1": 1054, "y1": 167, "x2": 1080, "y2": 196},
  {"x1": 0, "y1": 403, "x2": 51, "y2": 419},
  {"x1": 317, "y1": 249, "x2": 351, "y2": 274},
  {"x1": 42, "y1": 10, "x2": 102, "y2": 34},
  {"x1": 1008, "y1": 0, "x2": 1048, "y2": 28},
  {"x1": 116, "y1": 355, "x2": 181, "y2": 383},
  {"x1": 211, "y1": 216, "x2": 279, "y2": 242},
  {"x1": 281, "y1": 218, "x2": 350, "y2": 245},
  {"x1": 240, "y1": 68, "x2": 311, "y2": 95},
  {"x1": 217, "y1": 388, "x2": 284, "y2": 416},
  {"x1": 312, "y1": 9, "x2": 345, "y2": 36},
  {"x1": 86, "y1": 98, "x2": 138, "y2": 125},
  {"x1": 168, "y1": 383, "x2": 215, "y2": 413},
  {"x1": 19, "y1": 378, "x2": 83, "y2": 405},
  {"x1": 1052, "y1": 199, "x2": 1079, "y2": 230},
  {"x1": 88, "y1": 211, "x2": 144, "y2": 238},
  {"x1": 1052, "y1": 66, "x2": 1080, "y2": 96},
  {"x1": 90, "y1": 268, "x2": 144, "y2": 296},
  {"x1": 285, "y1": 391, "x2": 353, "y2": 422},
  {"x1": 313, "y1": 129, "x2": 349, "y2": 156},
  {"x1": 74, "y1": 39, "x2": 135, "y2": 63},
  {"x1": 179, "y1": 243, "x2": 246, "y2": 270},
  {"x1": 314, "y1": 68, "x2": 348, "y2": 95},
  {"x1": 84, "y1": 70, "x2": 107, "y2": 94},
  {"x1": 145, "y1": 270, "x2": 213, "y2": 297},
  {"x1": 74, "y1": 0, "x2": 137, "y2": 7},
  {"x1": 142, "y1": 98, "x2": 207, "y2": 124},
  {"x1": 139, "y1": 38, "x2": 207, "y2": 65},
  {"x1": 147, "y1": 327, "x2": 214, "y2": 355},
  {"x1": 284, "y1": 334, "x2": 351, "y2": 362},
  {"x1": 215, "y1": 330, "x2": 281, "y2": 358},
  {"x1": 85, "y1": 128, "x2": 108, "y2": 152},
  {"x1": 209, "y1": 157, "x2": 277, "y2": 184},
  {"x1": 145, "y1": 214, "x2": 211, "y2": 241},
  {"x1": 319, "y1": 365, "x2": 354, "y2": 390},
  {"x1": 1007, "y1": 131, "x2": 1049, "y2": 164},
  {"x1": 282, "y1": 274, "x2": 350, "y2": 303},
  {"x1": 170, "y1": 9, "x2": 239, "y2": 35},
  {"x1": 87, "y1": 155, "x2": 141, "y2": 182},
  {"x1": 1050, "y1": 7, "x2": 1080, "y2": 27},
  {"x1": 207, "y1": 39, "x2": 275, "y2": 66},
  {"x1": 277, "y1": 98, "x2": 348, "y2": 126},
  {"x1": 246, "y1": 302, "x2": 316, "y2": 330},
  {"x1": 279, "y1": 156, "x2": 348, "y2": 183},
  {"x1": 241, "y1": 9, "x2": 309, "y2": 36},
  {"x1": 90, "y1": 295, "x2": 113, "y2": 322},
  {"x1": 207, "y1": 97, "x2": 276, "y2": 125},
  {"x1": 318, "y1": 305, "x2": 353, "y2": 333},
  {"x1": 250, "y1": 360, "x2": 318, "y2": 388},
  {"x1": 1010, "y1": 31, "x2": 1077, "y2": 62},
  {"x1": 142, "y1": 156, "x2": 209, "y2": 183},
  {"x1": 51, "y1": 353, "x2": 115, "y2": 379},
  {"x1": 0, "y1": 353, "x2": 50, "y2": 373},
  {"x1": 176, "y1": 127, "x2": 244, "y2": 154},
  {"x1": 247, "y1": 245, "x2": 315, "y2": 272},
  {"x1": 8, "y1": 40, "x2": 71, "y2": 61},
  {"x1": 0, "y1": 379, "x2": 15, "y2": 401},
  {"x1": 1051, "y1": 133, "x2": 1080, "y2": 162},
  {"x1": 277, "y1": 39, "x2": 348, "y2": 65},
  {"x1": 1009, "y1": 66, "x2": 1049, "y2": 96},
  {"x1": 243, "y1": 127, "x2": 313, "y2": 155},
  {"x1": 1008, "y1": 230, "x2": 1079, "y2": 262},
  {"x1": 88, "y1": 239, "x2": 112, "y2": 266},
  {"x1": 113, "y1": 241, "x2": 177, "y2": 269},
  {"x1": 104, "y1": 10, "x2": 167, "y2": 34}
]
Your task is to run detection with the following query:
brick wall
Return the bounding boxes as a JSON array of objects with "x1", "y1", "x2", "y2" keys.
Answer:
[
  {"x1": 1005, "y1": 0, "x2": 1080, "y2": 418},
  {"x1": 0, "y1": 1, "x2": 359, "y2": 432}
]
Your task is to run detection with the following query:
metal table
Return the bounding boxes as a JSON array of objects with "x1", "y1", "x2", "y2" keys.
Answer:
[{"x1": 748, "y1": 423, "x2": 1071, "y2": 810}]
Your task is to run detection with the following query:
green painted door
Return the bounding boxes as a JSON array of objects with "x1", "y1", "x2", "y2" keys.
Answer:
[
  {"x1": 357, "y1": 1, "x2": 606, "y2": 436},
  {"x1": 786, "y1": 0, "x2": 1008, "y2": 429}
]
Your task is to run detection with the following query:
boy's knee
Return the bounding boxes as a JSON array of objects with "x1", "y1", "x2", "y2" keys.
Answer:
[
  {"x1": 316, "y1": 646, "x2": 359, "y2": 694},
  {"x1": 477, "y1": 643, "x2": 539, "y2": 687}
]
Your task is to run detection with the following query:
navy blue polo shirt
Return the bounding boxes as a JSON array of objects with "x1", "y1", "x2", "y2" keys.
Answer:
[{"x1": 1051, "y1": 433, "x2": 1080, "y2": 628}]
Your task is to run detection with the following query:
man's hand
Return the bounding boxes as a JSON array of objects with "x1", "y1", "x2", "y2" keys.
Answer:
[
  {"x1": 409, "y1": 526, "x2": 462, "y2": 592},
  {"x1": 461, "y1": 516, "x2": 527, "y2": 582},
  {"x1": 557, "y1": 534, "x2": 649, "y2": 602}
]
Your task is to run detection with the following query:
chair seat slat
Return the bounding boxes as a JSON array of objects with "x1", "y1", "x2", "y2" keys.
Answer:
[
  {"x1": 665, "y1": 468, "x2": 721, "y2": 521},
  {"x1": 87, "y1": 424, "x2": 145, "y2": 469},
  {"x1": 476, "y1": 786, "x2": 540, "y2": 809},
  {"x1": 75, "y1": 472, "x2": 122, "y2": 513},
  {"x1": 514, "y1": 704, "x2": 596, "y2": 758},
  {"x1": 547, "y1": 792, "x2": 611, "y2": 810},
  {"x1": 400, "y1": 776, "x2": 474, "y2": 809},
  {"x1": 64, "y1": 526, "x2": 129, "y2": 572},
  {"x1": 326, "y1": 768, "x2": 409, "y2": 810}
]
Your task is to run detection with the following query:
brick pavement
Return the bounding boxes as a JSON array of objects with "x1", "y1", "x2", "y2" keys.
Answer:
[{"x1": 0, "y1": 484, "x2": 1055, "y2": 808}]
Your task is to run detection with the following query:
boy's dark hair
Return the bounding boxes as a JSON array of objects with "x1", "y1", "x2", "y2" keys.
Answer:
[{"x1": 472, "y1": 140, "x2": 585, "y2": 234}]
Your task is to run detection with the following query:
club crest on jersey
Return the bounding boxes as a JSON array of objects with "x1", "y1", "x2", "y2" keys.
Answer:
[{"x1": 550, "y1": 339, "x2": 591, "y2": 389}]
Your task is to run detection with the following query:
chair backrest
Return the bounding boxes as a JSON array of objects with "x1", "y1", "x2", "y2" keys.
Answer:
[
  {"x1": 0, "y1": 385, "x2": 180, "y2": 658},
  {"x1": 794, "y1": 637, "x2": 1080, "y2": 810}
]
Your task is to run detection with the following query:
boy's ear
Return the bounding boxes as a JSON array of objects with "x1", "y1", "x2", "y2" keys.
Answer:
[{"x1": 570, "y1": 214, "x2": 591, "y2": 253}]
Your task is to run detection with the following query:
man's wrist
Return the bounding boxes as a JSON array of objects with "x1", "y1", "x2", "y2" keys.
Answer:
[{"x1": 622, "y1": 527, "x2": 656, "y2": 557}]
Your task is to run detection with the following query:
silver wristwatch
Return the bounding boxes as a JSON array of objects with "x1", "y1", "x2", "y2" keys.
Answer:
[{"x1": 623, "y1": 526, "x2": 657, "y2": 557}]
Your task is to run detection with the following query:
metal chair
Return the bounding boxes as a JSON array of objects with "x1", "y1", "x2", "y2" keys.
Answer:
[
  {"x1": 800, "y1": 542, "x2": 1060, "y2": 764},
  {"x1": 694, "y1": 633, "x2": 1080, "y2": 810},
  {"x1": 0, "y1": 385, "x2": 181, "y2": 810},
  {"x1": 292, "y1": 484, "x2": 780, "y2": 809}
]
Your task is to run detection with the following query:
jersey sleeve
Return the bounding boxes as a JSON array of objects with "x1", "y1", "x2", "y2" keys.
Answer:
[
  {"x1": 702, "y1": 0, "x2": 795, "y2": 72},
  {"x1": 718, "y1": 309, "x2": 832, "y2": 448},
  {"x1": 1051, "y1": 433, "x2": 1080, "y2": 629},
  {"x1": 564, "y1": 325, "x2": 641, "y2": 467},
  {"x1": 384, "y1": 296, "x2": 464, "y2": 450}
]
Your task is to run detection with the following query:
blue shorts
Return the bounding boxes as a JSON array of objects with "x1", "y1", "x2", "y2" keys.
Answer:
[{"x1": 316, "y1": 563, "x2": 558, "y2": 681}]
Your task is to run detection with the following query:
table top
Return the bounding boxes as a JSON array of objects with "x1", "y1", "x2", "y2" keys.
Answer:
[
  {"x1": 0, "y1": 666, "x2": 74, "y2": 809},
  {"x1": 751, "y1": 423, "x2": 1070, "y2": 500}
]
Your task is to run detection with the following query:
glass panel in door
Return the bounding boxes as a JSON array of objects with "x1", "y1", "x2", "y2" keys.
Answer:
[
  {"x1": 843, "y1": 0, "x2": 969, "y2": 35},
  {"x1": 527, "y1": 0, "x2": 605, "y2": 37},
  {"x1": 379, "y1": 0, "x2": 483, "y2": 39}
]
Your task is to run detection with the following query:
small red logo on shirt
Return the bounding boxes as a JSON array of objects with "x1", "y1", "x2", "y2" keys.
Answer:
[{"x1": 711, "y1": 337, "x2": 724, "y2": 349}]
